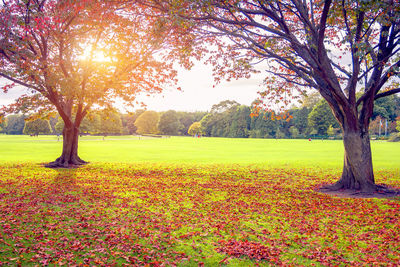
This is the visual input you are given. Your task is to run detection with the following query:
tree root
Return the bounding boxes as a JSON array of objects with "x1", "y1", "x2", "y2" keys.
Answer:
[
  {"x1": 317, "y1": 183, "x2": 400, "y2": 199},
  {"x1": 45, "y1": 157, "x2": 88, "y2": 169},
  {"x1": 319, "y1": 182, "x2": 344, "y2": 192}
]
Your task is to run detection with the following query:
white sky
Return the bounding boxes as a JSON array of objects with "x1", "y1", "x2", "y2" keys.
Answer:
[{"x1": 0, "y1": 63, "x2": 265, "y2": 113}]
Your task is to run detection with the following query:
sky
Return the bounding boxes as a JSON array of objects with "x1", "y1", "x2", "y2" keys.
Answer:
[{"x1": 0, "y1": 62, "x2": 266, "y2": 113}]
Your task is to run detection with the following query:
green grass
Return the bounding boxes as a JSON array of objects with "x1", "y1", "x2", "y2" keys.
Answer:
[{"x1": 0, "y1": 134, "x2": 399, "y2": 169}]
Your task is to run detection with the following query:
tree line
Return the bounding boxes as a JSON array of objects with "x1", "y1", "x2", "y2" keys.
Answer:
[{"x1": 2, "y1": 94, "x2": 399, "y2": 139}]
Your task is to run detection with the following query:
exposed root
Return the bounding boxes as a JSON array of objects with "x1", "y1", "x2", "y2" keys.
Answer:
[
  {"x1": 319, "y1": 182, "x2": 344, "y2": 192},
  {"x1": 317, "y1": 183, "x2": 400, "y2": 199},
  {"x1": 45, "y1": 158, "x2": 88, "y2": 169}
]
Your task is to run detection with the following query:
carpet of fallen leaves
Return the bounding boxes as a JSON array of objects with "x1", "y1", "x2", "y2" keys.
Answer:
[{"x1": 0, "y1": 163, "x2": 399, "y2": 266}]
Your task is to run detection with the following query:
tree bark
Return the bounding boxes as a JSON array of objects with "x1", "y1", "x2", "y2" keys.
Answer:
[
  {"x1": 326, "y1": 128, "x2": 377, "y2": 193},
  {"x1": 46, "y1": 125, "x2": 87, "y2": 168}
]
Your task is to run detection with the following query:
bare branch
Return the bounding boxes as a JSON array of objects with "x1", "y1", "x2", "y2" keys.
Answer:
[{"x1": 374, "y1": 88, "x2": 400, "y2": 100}]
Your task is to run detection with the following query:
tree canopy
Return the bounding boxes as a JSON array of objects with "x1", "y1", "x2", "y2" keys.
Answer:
[
  {"x1": 150, "y1": 0, "x2": 400, "y2": 193},
  {"x1": 0, "y1": 0, "x2": 178, "y2": 167},
  {"x1": 134, "y1": 110, "x2": 160, "y2": 135},
  {"x1": 23, "y1": 118, "x2": 51, "y2": 136}
]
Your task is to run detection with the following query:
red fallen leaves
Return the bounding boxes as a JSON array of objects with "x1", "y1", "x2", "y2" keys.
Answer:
[
  {"x1": 216, "y1": 239, "x2": 281, "y2": 264},
  {"x1": 0, "y1": 164, "x2": 399, "y2": 265}
]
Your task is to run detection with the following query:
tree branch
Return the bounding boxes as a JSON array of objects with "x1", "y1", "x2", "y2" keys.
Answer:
[
  {"x1": 0, "y1": 72, "x2": 43, "y2": 92},
  {"x1": 317, "y1": 0, "x2": 331, "y2": 61},
  {"x1": 374, "y1": 88, "x2": 400, "y2": 100}
]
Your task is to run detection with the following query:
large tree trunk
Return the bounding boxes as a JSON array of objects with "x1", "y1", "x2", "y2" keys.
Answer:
[
  {"x1": 326, "y1": 128, "x2": 377, "y2": 193},
  {"x1": 46, "y1": 125, "x2": 87, "y2": 168}
]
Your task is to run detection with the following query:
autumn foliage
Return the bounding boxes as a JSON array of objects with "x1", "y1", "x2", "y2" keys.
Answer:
[
  {"x1": 0, "y1": 0, "x2": 178, "y2": 167},
  {"x1": 148, "y1": 0, "x2": 400, "y2": 192}
]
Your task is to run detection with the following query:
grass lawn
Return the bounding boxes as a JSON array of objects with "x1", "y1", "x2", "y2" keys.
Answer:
[
  {"x1": 0, "y1": 135, "x2": 399, "y2": 265},
  {"x1": 1, "y1": 134, "x2": 399, "y2": 169}
]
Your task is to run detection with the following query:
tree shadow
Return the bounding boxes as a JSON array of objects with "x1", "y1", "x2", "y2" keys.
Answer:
[
  {"x1": 48, "y1": 168, "x2": 83, "y2": 199},
  {"x1": 317, "y1": 184, "x2": 400, "y2": 200}
]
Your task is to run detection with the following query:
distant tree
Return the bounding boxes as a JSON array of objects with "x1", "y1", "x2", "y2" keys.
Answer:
[
  {"x1": 99, "y1": 110, "x2": 122, "y2": 135},
  {"x1": 80, "y1": 113, "x2": 101, "y2": 135},
  {"x1": 49, "y1": 116, "x2": 59, "y2": 134},
  {"x1": 55, "y1": 113, "x2": 101, "y2": 135},
  {"x1": 388, "y1": 121, "x2": 397, "y2": 134},
  {"x1": 289, "y1": 126, "x2": 299, "y2": 139},
  {"x1": 372, "y1": 95, "x2": 399, "y2": 121},
  {"x1": 290, "y1": 107, "x2": 310, "y2": 136},
  {"x1": 199, "y1": 114, "x2": 214, "y2": 137},
  {"x1": 158, "y1": 110, "x2": 182, "y2": 136},
  {"x1": 210, "y1": 100, "x2": 240, "y2": 114},
  {"x1": 0, "y1": 119, "x2": 5, "y2": 133},
  {"x1": 177, "y1": 111, "x2": 206, "y2": 136},
  {"x1": 229, "y1": 105, "x2": 250, "y2": 138},
  {"x1": 327, "y1": 125, "x2": 335, "y2": 137},
  {"x1": 301, "y1": 92, "x2": 321, "y2": 109},
  {"x1": 55, "y1": 117, "x2": 64, "y2": 135},
  {"x1": 5, "y1": 115, "x2": 26, "y2": 135},
  {"x1": 134, "y1": 111, "x2": 160, "y2": 135},
  {"x1": 397, "y1": 117, "x2": 400, "y2": 132},
  {"x1": 206, "y1": 100, "x2": 240, "y2": 137},
  {"x1": 369, "y1": 116, "x2": 384, "y2": 136},
  {"x1": 275, "y1": 128, "x2": 285, "y2": 139},
  {"x1": 121, "y1": 109, "x2": 146, "y2": 135},
  {"x1": 308, "y1": 100, "x2": 339, "y2": 136},
  {"x1": 250, "y1": 112, "x2": 278, "y2": 138},
  {"x1": 23, "y1": 119, "x2": 51, "y2": 136},
  {"x1": 188, "y1": 122, "x2": 202, "y2": 136}
]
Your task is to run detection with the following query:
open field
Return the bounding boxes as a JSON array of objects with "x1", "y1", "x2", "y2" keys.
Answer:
[
  {"x1": 1, "y1": 135, "x2": 400, "y2": 169},
  {"x1": 0, "y1": 135, "x2": 399, "y2": 265}
]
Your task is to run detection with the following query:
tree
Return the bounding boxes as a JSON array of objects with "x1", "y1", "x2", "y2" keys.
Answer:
[
  {"x1": 327, "y1": 125, "x2": 335, "y2": 137},
  {"x1": 301, "y1": 92, "x2": 322, "y2": 109},
  {"x1": 121, "y1": 109, "x2": 146, "y2": 135},
  {"x1": 134, "y1": 111, "x2": 160, "y2": 135},
  {"x1": 158, "y1": 110, "x2": 182, "y2": 136},
  {"x1": 369, "y1": 116, "x2": 385, "y2": 136},
  {"x1": 275, "y1": 128, "x2": 286, "y2": 139},
  {"x1": 177, "y1": 111, "x2": 206, "y2": 136},
  {"x1": 249, "y1": 111, "x2": 278, "y2": 138},
  {"x1": 372, "y1": 95, "x2": 399, "y2": 121},
  {"x1": 157, "y1": 0, "x2": 400, "y2": 192},
  {"x1": 0, "y1": 1, "x2": 178, "y2": 167},
  {"x1": 199, "y1": 114, "x2": 215, "y2": 137},
  {"x1": 23, "y1": 118, "x2": 51, "y2": 136},
  {"x1": 229, "y1": 105, "x2": 250, "y2": 138},
  {"x1": 188, "y1": 121, "x2": 202, "y2": 136},
  {"x1": 289, "y1": 126, "x2": 299, "y2": 138},
  {"x1": 55, "y1": 112, "x2": 101, "y2": 135},
  {"x1": 80, "y1": 113, "x2": 101, "y2": 135},
  {"x1": 98, "y1": 109, "x2": 122, "y2": 135},
  {"x1": 397, "y1": 117, "x2": 400, "y2": 132},
  {"x1": 290, "y1": 107, "x2": 310, "y2": 136},
  {"x1": 0, "y1": 117, "x2": 6, "y2": 133},
  {"x1": 4, "y1": 115, "x2": 25, "y2": 135},
  {"x1": 308, "y1": 100, "x2": 339, "y2": 136}
]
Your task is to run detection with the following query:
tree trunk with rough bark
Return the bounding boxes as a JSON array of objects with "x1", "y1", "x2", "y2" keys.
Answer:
[
  {"x1": 46, "y1": 125, "x2": 87, "y2": 168},
  {"x1": 325, "y1": 128, "x2": 378, "y2": 193}
]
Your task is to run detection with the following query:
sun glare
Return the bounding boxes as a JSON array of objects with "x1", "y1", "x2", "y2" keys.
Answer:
[{"x1": 80, "y1": 46, "x2": 111, "y2": 63}]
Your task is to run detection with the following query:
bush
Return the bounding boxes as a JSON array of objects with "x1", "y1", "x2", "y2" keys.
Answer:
[{"x1": 388, "y1": 133, "x2": 400, "y2": 142}]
